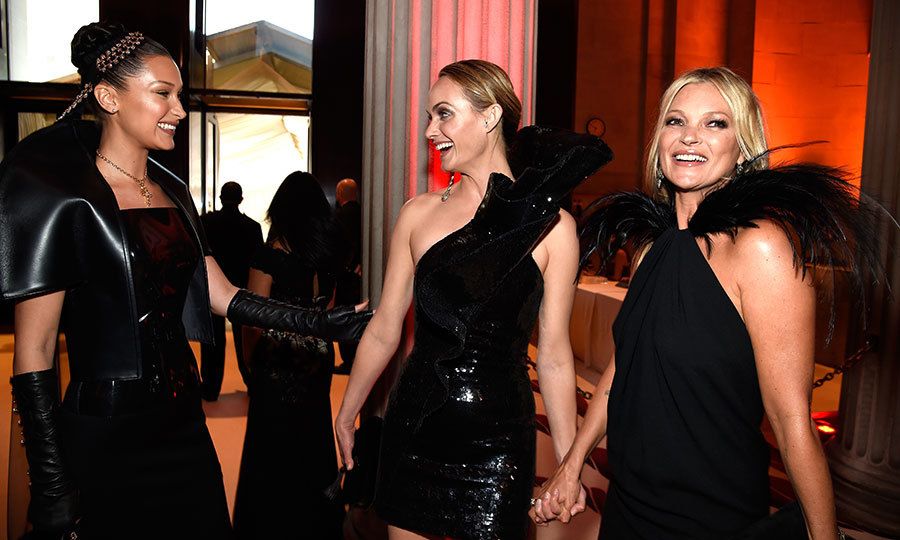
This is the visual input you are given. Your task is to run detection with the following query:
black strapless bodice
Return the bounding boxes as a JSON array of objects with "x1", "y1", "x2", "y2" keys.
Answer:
[{"x1": 63, "y1": 208, "x2": 202, "y2": 416}]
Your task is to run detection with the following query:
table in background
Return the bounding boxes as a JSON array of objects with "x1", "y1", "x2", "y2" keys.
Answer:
[{"x1": 569, "y1": 279, "x2": 628, "y2": 372}]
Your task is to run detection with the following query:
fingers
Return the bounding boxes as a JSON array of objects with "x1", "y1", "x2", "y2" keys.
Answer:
[
  {"x1": 546, "y1": 488, "x2": 563, "y2": 517},
  {"x1": 354, "y1": 300, "x2": 370, "y2": 312},
  {"x1": 571, "y1": 486, "x2": 587, "y2": 516}
]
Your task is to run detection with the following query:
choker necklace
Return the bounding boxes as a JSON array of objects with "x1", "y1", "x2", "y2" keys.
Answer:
[{"x1": 96, "y1": 150, "x2": 153, "y2": 207}]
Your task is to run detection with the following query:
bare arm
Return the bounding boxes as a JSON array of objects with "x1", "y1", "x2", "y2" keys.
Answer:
[
  {"x1": 335, "y1": 201, "x2": 417, "y2": 469},
  {"x1": 532, "y1": 358, "x2": 616, "y2": 524},
  {"x1": 241, "y1": 267, "x2": 274, "y2": 365},
  {"x1": 205, "y1": 255, "x2": 240, "y2": 316},
  {"x1": 738, "y1": 223, "x2": 838, "y2": 540},
  {"x1": 535, "y1": 211, "x2": 579, "y2": 462},
  {"x1": 13, "y1": 291, "x2": 65, "y2": 375}
]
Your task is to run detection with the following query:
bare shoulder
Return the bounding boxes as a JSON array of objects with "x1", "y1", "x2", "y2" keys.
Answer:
[
  {"x1": 544, "y1": 209, "x2": 577, "y2": 244},
  {"x1": 395, "y1": 191, "x2": 441, "y2": 228},
  {"x1": 733, "y1": 220, "x2": 795, "y2": 266},
  {"x1": 733, "y1": 220, "x2": 806, "y2": 287}
]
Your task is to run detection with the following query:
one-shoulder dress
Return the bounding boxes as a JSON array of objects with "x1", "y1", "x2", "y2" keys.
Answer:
[{"x1": 374, "y1": 127, "x2": 612, "y2": 540}]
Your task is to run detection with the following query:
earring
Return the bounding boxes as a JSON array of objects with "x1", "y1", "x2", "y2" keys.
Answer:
[
  {"x1": 484, "y1": 120, "x2": 489, "y2": 128},
  {"x1": 734, "y1": 161, "x2": 745, "y2": 176},
  {"x1": 655, "y1": 167, "x2": 665, "y2": 190},
  {"x1": 441, "y1": 176, "x2": 455, "y2": 202}
]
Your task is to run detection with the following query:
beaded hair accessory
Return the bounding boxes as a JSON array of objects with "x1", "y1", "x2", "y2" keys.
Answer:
[
  {"x1": 57, "y1": 31, "x2": 145, "y2": 120},
  {"x1": 96, "y1": 32, "x2": 144, "y2": 73}
]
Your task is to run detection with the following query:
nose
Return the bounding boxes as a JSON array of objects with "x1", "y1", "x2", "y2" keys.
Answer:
[
  {"x1": 680, "y1": 125, "x2": 699, "y2": 144},
  {"x1": 172, "y1": 97, "x2": 186, "y2": 120},
  {"x1": 424, "y1": 116, "x2": 440, "y2": 141}
]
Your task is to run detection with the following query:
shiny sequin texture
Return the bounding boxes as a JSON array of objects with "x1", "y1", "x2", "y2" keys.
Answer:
[{"x1": 374, "y1": 127, "x2": 613, "y2": 539}]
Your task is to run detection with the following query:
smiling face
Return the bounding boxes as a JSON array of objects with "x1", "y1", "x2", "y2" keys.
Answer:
[
  {"x1": 658, "y1": 82, "x2": 742, "y2": 196},
  {"x1": 424, "y1": 76, "x2": 495, "y2": 175},
  {"x1": 99, "y1": 55, "x2": 185, "y2": 151}
]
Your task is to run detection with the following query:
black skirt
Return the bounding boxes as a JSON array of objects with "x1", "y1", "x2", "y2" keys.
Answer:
[{"x1": 58, "y1": 398, "x2": 232, "y2": 539}]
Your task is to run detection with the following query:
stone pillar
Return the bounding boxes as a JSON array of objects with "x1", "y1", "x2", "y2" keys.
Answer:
[{"x1": 827, "y1": 0, "x2": 900, "y2": 536}]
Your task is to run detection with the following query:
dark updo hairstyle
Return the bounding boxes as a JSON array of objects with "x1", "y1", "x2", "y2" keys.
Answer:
[
  {"x1": 438, "y1": 59, "x2": 522, "y2": 151},
  {"x1": 70, "y1": 21, "x2": 172, "y2": 117}
]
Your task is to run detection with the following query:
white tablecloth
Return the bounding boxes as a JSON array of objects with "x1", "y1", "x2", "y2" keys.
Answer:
[{"x1": 569, "y1": 280, "x2": 628, "y2": 372}]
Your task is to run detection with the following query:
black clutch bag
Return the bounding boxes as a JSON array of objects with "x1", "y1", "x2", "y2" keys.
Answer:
[{"x1": 324, "y1": 416, "x2": 383, "y2": 508}]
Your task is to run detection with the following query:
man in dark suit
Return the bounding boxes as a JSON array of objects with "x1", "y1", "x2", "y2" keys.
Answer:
[
  {"x1": 200, "y1": 181, "x2": 263, "y2": 399},
  {"x1": 333, "y1": 178, "x2": 362, "y2": 374}
]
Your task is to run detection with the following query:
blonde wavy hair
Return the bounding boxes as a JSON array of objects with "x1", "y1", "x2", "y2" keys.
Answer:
[{"x1": 644, "y1": 67, "x2": 768, "y2": 202}]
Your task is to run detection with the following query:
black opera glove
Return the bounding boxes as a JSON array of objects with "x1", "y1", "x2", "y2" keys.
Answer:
[
  {"x1": 227, "y1": 288, "x2": 372, "y2": 342},
  {"x1": 10, "y1": 369, "x2": 78, "y2": 538}
]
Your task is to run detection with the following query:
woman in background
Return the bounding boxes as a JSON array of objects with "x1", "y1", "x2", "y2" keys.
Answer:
[{"x1": 233, "y1": 171, "x2": 348, "y2": 539}]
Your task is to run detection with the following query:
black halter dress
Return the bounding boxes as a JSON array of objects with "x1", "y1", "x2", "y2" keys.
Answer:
[
  {"x1": 582, "y1": 163, "x2": 885, "y2": 539},
  {"x1": 374, "y1": 127, "x2": 613, "y2": 540}
]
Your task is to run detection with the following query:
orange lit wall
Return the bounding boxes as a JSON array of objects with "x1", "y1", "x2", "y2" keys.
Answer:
[
  {"x1": 574, "y1": 0, "x2": 647, "y2": 195},
  {"x1": 572, "y1": 0, "x2": 872, "y2": 198},
  {"x1": 751, "y1": 0, "x2": 871, "y2": 181}
]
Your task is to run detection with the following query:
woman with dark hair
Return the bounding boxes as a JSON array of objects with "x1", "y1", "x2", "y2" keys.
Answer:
[
  {"x1": 232, "y1": 171, "x2": 348, "y2": 539},
  {"x1": 334, "y1": 59, "x2": 612, "y2": 539},
  {"x1": 0, "y1": 22, "x2": 369, "y2": 539},
  {"x1": 531, "y1": 67, "x2": 889, "y2": 539}
]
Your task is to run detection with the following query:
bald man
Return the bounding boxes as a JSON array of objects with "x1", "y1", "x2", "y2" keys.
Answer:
[{"x1": 334, "y1": 178, "x2": 361, "y2": 374}]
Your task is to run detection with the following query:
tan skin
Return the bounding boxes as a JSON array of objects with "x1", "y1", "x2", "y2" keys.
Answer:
[
  {"x1": 15, "y1": 55, "x2": 236, "y2": 376},
  {"x1": 334, "y1": 76, "x2": 581, "y2": 540},
  {"x1": 532, "y1": 83, "x2": 839, "y2": 539}
]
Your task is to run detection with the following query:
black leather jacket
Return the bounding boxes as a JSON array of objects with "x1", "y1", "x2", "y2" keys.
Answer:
[{"x1": 0, "y1": 119, "x2": 213, "y2": 381}]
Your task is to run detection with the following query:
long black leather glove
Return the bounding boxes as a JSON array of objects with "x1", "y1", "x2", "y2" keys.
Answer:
[
  {"x1": 227, "y1": 289, "x2": 372, "y2": 342},
  {"x1": 11, "y1": 369, "x2": 78, "y2": 539}
]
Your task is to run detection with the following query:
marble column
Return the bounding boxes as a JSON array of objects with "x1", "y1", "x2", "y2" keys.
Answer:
[{"x1": 826, "y1": 0, "x2": 900, "y2": 536}]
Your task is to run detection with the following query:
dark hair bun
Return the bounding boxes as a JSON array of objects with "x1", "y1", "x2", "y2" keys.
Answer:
[{"x1": 71, "y1": 21, "x2": 128, "y2": 80}]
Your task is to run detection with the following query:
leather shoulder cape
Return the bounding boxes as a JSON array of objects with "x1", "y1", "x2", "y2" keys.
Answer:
[
  {"x1": 581, "y1": 164, "x2": 890, "y2": 342},
  {"x1": 0, "y1": 119, "x2": 213, "y2": 380}
]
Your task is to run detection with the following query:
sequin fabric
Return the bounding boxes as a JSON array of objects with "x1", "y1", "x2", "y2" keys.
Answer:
[{"x1": 375, "y1": 127, "x2": 613, "y2": 539}]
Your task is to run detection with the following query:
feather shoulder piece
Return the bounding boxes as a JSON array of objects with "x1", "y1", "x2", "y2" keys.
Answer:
[
  {"x1": 582, "y1": 162, "x2": 893, "y2": 342},
  {"x1": 579, "y1": 190, "x2": 673, "y2": 271}
]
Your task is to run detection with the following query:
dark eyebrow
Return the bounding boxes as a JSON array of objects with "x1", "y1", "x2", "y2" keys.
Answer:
[
  {"x1": 151, "y1": 80, "x2": 177, "y2": 87},
  {"x1": 430, "y1": 101, "x2": 451, "y2": 112}
]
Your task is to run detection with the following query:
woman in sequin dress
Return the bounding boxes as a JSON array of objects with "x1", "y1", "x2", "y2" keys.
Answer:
[{"x1": 334, "y1": 60, "x2": 612, "y2": 540}]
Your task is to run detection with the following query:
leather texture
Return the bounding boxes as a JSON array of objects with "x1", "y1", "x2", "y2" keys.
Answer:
[
  {"x1": 227, "y1": 288, "x2": 372, "y2": 343},
  {"x1": 63, "y1": 208, "x2": 203, "y2": 416},
  {"x1": 10, "y1": 369, "x2": 78, "y2": 535},
  {"x1": 0, "y1": 119, "x2": 214, "y2": 381},
  {"x1": 375, "y1": 126, "x2": 612, "y2": 539}
]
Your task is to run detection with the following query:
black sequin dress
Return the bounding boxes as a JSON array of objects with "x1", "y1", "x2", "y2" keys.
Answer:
[
  {"x1": 375, "y1": 127, "x2": 612, "y2": 540},
  {"x1": 59, "y1": 208, "x2": 231, "y2": 539},
  {"x1": 232, "y1": 246, "x2": 344, "y2": 539}
]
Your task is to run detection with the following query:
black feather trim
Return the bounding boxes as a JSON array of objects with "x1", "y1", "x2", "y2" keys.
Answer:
[
  {"x1": 579, "y1": 191, "x2": 673, "y2": 271},
  {"x1": 581, "y1": 163, "x2": 894, "y2": 344}
]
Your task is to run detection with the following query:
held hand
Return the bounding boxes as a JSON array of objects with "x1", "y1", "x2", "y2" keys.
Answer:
[
  {"x1": 529, "y1": 459, "x2": 585, "y2": 525},
  {"x1": 334, "y1": 413, "x2": 357, "y2": 471}
]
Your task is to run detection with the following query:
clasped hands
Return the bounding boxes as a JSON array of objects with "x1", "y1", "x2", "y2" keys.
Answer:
[{"x1": 529, "y1": 460, "x2": 587, "y2": 526}]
